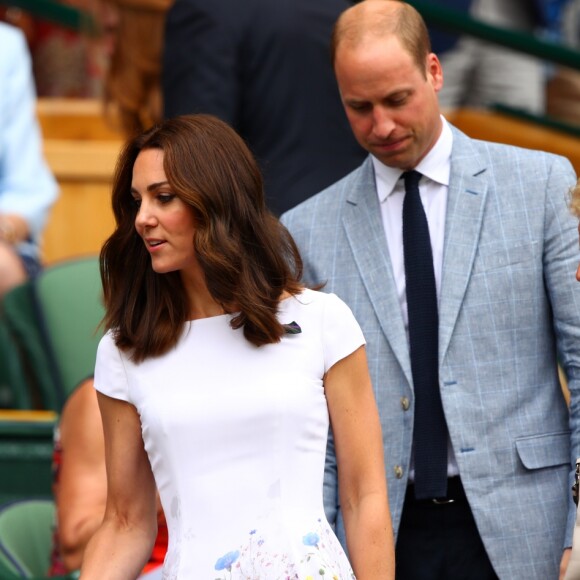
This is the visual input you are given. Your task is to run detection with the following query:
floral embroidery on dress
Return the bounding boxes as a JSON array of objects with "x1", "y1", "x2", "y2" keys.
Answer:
[
  {"x1": 162, "y1": 496, "x2": 183, "y2": 580},
  {"x1": 213, "y1": 520, "x2": 355, "y2": 579},
  {"x1": 300, "y1": 521, "x2": 355, "y2": 579},
  {"x1": 215, "y1": 550, "x2": 241, "y2": 572}
]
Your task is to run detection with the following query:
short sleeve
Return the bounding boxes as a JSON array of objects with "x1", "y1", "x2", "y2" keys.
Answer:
[
  {"x1": 94, "y1": 331, "x2": 131, "y2": 402},
  {"x1": 322, "y1": 293, "x2": 366, "y2": 373}
]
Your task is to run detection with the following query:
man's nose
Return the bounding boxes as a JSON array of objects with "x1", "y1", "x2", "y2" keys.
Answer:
[{"x1": 372, "y1": 107, "x2": 395, "y2": 139}]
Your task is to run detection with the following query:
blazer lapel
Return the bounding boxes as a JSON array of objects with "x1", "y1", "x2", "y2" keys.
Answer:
[
  {"x1": 341, "y1": 159, "x2": 413, "y2": 384},
  {"x1": 439, "y1": 128, "x2": 489, "y2": 364}
]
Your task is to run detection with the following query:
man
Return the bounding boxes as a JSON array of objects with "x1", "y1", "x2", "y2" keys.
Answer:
[
  {"x1": 0, "y1": 22, "x2": 58, "y2": 296},
  {"x1": 162, "y1": 0, "x2": 366, "y2": 215},
  {"x1": 281, "y1": 1, "x2": 580, "y2": 578}
]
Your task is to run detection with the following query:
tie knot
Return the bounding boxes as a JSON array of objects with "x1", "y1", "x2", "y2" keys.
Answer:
[{"x1": 403, "y1": 170, "x2": 422, "y2": 191}]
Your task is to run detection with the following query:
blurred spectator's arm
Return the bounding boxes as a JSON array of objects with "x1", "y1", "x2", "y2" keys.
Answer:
[
  {"x1": 55, "y1": 381, "x2": 108, "y2": 572},
  {"x1": 0, "y1": 23, "x2": 58, "y2": 246}
]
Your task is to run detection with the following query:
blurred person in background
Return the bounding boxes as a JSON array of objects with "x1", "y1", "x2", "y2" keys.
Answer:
[
  {"x1": 434, "y1": 0, "x2": 568, "y2": 115},
  {"x1": 162, "y1": 0, "x2": 366, "y2": 215},
  {"x1": 0, "y1": 21, "x2": 58, "y2": 297},
  {"x1": 0, "y1": 1, "x2": 105, "y2": 98},
  {"x1": 547, "y1": 0, "x2": 580, "y2": 127}
]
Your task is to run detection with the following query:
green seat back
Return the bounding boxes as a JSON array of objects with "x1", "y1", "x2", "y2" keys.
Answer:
[
  {"x1": 2, "y1": 283, "x2": 60, "y2": 411},
  {"x1": 0, "y1": 416, "x2": 56, "y2": 505},
  {"x1": 0, "y1": 499, "x2": 55, "y2": 577},
  {"x1": 0, "y1": 551, "x2": 20, "y2": 578},
  {"x1": 33, "y1": 256, "x2": 105, "y2": 407},
  {"x1": 0, "y1": 315, "x2": 32, "y2": 409}
]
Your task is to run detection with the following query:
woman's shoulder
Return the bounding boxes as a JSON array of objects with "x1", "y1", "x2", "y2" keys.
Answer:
[
  {"x1": 98, "y1": 329, "x2": 116, "y2": 348},
  {"x1": 281, "y1": 288, "x2": 349, "y2": 318},
  {"x1": 97, "y1": 329, "x2": 128, "y2": 362}
]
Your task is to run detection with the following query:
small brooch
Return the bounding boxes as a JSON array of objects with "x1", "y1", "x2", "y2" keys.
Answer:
[{"x1": 282, "y1": 321, "x2": 302, "y2": 334}]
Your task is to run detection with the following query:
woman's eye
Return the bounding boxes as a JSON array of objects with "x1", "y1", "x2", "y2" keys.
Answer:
[
  {"x1": 132, "y1": 197, "x2": 142, "y2": 207},
  {"x1": 158, "y1": 194, "x2": 175, "y2": 204}
]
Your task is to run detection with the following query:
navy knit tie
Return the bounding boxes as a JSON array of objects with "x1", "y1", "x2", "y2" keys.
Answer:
[{"x1": 402, "y1": 170, "x2": 448, "y2": 500}]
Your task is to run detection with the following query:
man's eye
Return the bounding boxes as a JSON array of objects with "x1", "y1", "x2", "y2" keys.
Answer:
[{"x1": 389, "y1": 93, "x2": 409, "y2": 106}]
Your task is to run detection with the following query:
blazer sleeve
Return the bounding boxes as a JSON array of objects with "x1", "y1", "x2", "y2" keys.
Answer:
[{"x1": 542, "y1": 153, "x2": 580, "y2": 547}]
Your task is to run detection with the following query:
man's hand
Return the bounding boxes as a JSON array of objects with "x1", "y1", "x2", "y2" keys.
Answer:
[{"x1": 560, "y1": 547, "x2": 572, "y2": 580}]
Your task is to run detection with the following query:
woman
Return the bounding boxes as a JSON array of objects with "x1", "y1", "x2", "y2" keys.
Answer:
[{"x1": 80, "y1": 114, "x2": 394, "y2": 579}]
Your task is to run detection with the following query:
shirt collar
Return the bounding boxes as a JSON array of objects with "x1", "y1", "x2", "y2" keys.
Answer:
[{"x1": 373, "y1": 116, "x2": 453, "y2": 202}]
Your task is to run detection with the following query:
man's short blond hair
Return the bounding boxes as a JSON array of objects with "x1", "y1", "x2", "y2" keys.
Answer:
[{"x1": 330, "y1": 0, "x2": 431, "y2": 77}]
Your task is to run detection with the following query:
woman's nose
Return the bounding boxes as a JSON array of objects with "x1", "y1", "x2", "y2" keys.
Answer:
[{"x1": 135, "y1": 200, "x2": 157, "y2": 230}]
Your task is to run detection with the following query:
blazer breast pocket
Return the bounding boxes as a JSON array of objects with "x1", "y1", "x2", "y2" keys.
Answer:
[
  {"x1": 474, "y1": 241, "x2": 538, "y2": 274},
  {"x1": 515, "y1": 431, "x2": 571, "y2": 470}
]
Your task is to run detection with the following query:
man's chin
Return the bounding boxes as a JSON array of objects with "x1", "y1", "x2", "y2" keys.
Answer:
[
  {"x1": 369, "y1": 145, "x2": 404, "y2": 165},
  {"x1": 372, "y1": 152, "x2": 410, "y2": 170}
]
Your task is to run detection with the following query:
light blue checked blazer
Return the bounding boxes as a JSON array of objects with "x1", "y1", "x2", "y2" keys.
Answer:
[{"x1": 281, "y1": 126, "x2": 580, "y2": 579}]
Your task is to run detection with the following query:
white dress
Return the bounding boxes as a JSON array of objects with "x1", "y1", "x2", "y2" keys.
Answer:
[{"x1": 94, "y1": 289, "x2": 365, "y2": 579}]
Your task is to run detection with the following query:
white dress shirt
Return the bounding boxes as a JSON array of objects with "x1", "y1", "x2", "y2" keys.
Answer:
[
  {"x1": 372, "y1": 117, "x2": 459, "y2": 480},
  {"x1": 372, "y1": 117, "x2": 452, "y2": 327}
]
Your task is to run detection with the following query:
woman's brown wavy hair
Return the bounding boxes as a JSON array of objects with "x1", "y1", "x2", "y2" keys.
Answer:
[{"x1": 101, "y1": 114, "x2": 304, "y2": 362}]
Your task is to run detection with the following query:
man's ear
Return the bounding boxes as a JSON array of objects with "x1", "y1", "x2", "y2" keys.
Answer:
[{"x1": 427, "y1": 53, "x2": 444, "y2": 93}]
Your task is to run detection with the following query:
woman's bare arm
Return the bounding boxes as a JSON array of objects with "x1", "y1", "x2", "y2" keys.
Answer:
[
  {"x1": 80, "y1": 392, "x2": 157, "y2": 580},
  {"x1": 325, "y1": 346, "x2": 395, "y2": 579}
]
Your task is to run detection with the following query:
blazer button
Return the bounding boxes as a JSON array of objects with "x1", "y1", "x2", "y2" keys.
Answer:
[
  {"x1": 394, "y1": 465, "x2": 404, "y2": 479},
  {"x1": 400, "y1": 396, "x2": 410, "y2": 411}
]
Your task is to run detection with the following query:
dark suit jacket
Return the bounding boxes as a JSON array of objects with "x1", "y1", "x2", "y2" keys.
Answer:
[{"x1": 162, "y1": 0, "x2": 366, "y2": 215}]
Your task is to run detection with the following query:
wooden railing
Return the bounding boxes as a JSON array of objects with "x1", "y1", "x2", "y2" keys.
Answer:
[
  {"x1": 38, "y1": 99, "x2": 122, "y2": 264},
  {"x1": 445, "y1": 108, "x2": 580, "y2": 175}
]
